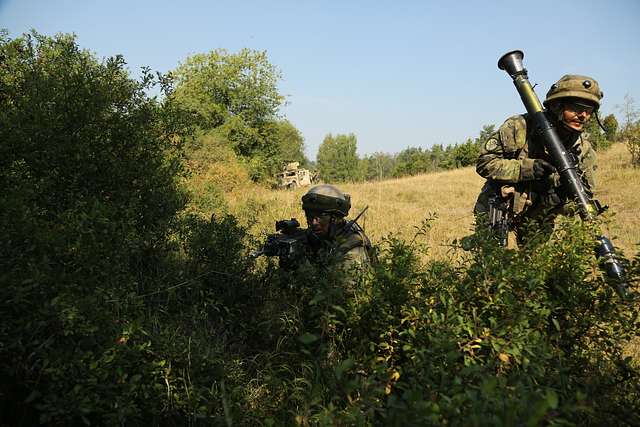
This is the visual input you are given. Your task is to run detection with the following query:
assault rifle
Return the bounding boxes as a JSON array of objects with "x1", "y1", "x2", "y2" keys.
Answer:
[
  {"x1": 250, "y1": 218, "x2": 309, "y2": 269},
  {"x1": 498, "y1": 50, "x2": 627, "y2": 296},
  {"x1": 488, "y1": 191, "x2": 512, "y2": 247},
  {"x1": 251, "y1": 206, "x2": 370, "y2": 269}
]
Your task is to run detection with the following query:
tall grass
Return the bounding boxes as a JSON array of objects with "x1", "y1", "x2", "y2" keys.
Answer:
[{"x1": 220, "y1": 142, "x2": 638, "y2": 259}]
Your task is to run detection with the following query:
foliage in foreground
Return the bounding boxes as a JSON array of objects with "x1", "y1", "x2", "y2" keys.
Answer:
[
  {"x1": 0, "y1": 29, "x2": 192, "y2": 424},
  {"x1": 1, "y1": 30, "x2": 639, "y2": 426},
  {"x1": 221, "y1": 219, "x2": 639, "y2": 426}
]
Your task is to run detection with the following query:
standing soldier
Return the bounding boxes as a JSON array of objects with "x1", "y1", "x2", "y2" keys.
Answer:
[{"x1": 474, "y1": 74, "x2": 603, "y2": 242}]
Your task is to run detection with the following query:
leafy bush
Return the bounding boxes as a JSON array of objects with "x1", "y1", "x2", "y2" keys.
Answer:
[
  {"x1": 219, "y1": 218, "x2": 639, "y2": 426},
  {"x1": 0, "y1": 30, "x2": 192, "y2": 424},
  {"x1": 182, "y1": 132, "x2": 250, "y2": 215}
]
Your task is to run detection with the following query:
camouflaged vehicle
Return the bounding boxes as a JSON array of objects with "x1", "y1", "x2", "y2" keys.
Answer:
[{"x1": 276, "y1": 162, "x2": 316, "y2": 189}]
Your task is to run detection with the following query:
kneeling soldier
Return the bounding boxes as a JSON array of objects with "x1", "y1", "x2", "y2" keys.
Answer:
[{"x1": 301, "y1": 184, "x2": 373, "y2": 271}]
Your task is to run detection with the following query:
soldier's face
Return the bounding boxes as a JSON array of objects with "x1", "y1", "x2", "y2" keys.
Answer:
[
  {"x1": 306, "y1": 211, "x2": 332, "y2": 237},
  {"x1": 562, "y1": 101, "x2": 594, "y2": 132}
]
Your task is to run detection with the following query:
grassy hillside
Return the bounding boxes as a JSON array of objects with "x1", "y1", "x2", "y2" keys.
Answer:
[{"x1": 217, "y1": 142, "x2": 638, "y2": 259}]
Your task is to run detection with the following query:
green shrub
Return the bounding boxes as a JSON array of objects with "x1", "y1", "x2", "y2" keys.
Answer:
[
  {"x1": 0, "y1": 31, "x2": 192, "y2": 424},
  {"x1": 231, "y1": 219, "x2": 639, "y2": 426}
]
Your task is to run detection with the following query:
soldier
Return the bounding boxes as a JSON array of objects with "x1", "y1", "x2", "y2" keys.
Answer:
[
  {"x1": 254, "y1": 184, "x2": 373, "y2": 273},
  {"x1": 301, "y1": 184, "x2": 373, "y2": 271},
  {"x1": 474, "y1": 74, "x2": 603, "y2": 242}
]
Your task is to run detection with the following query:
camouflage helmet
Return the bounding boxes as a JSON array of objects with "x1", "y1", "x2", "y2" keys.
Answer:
[
  {"x1": 302, "y1": 184, "x2": 351, "y2": 217},
  {"x1": 544, "y1": 74, "x2": 603, "y2": 109}
]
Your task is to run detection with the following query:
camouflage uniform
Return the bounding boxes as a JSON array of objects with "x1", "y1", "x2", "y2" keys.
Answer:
[
  {"x1": 474, "y1": 74, "x2": 602, "y2": 240},
  {"x1": 306, "y1": 222, "x2": 373, "y2": 271}
]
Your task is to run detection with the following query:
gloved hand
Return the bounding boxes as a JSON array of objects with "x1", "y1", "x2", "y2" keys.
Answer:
[
  {"x1": 520, "y1": 158, "x2": 556, "y2": 181},
  {"x1": 532, "y1": 159, "x2": 556, "y2": 179}
]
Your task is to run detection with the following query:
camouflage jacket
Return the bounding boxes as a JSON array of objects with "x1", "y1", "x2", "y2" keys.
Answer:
[
  {"x1": 474, "y1": 114, "x2": 597, "y2": 219},
  {"x1": 307, "y1": 223, "x2": 373, "y2": 272}
]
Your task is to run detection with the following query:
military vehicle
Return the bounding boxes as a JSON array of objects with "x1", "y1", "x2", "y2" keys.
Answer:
[{"x1": 275, "y1": 162, "x2": 316, "y2": 189}]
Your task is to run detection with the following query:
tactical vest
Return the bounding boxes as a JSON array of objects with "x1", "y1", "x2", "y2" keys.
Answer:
[{"x1": 335, "y1": 223, "x2": 376, "y2": 265}]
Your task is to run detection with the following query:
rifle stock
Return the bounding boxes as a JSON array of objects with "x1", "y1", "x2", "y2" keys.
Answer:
[{"x1": 498, "y1": 50, "x2": 628, "y2": 297}]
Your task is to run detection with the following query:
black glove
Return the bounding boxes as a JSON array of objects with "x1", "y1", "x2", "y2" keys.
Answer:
[
  {"x1": 532, "y1": 159, "x2": 556, "y2": 179},
  {"x1": 520, "y1": 158, "x2": 557, "y2": 182}
]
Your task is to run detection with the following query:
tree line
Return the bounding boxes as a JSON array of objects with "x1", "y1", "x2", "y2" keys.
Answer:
[
  {"x1": 314, "y1": 111, "x2": 626, "y2": 183},
  {"x1": 315, "y1": 127, "x2": 494, "y2": 183},
  {"x1": 156, "y1": 37, "x2": 636, "y2": 185}
]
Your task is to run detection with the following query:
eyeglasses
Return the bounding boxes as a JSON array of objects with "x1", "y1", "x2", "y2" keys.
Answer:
[{"x1": 566, "y1": 102, "x2": 594, "y2": 115}]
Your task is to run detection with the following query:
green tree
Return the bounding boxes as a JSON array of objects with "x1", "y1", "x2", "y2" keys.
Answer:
[
  {"x1": 450, "y1": 124, "x2": 495, "y2": 168},
  {"x1": 428, "y1": 144, "x2": 446, "y2": 170},
  {"x1": 171, "y1": 48, "x2": 297, "y2": 180},
  {"x1": 452, "y1": 138, "x2": 480, "y2": 167},
  {"x1": 361, "y1": 152, "x2": 395, "y2": 181},
  {"x1": 618, "y1": 94, "x2": 640, "y2": 166},
  {"x1": 392, "y1": 147, "x2": 429, "y2": 177},
  {"x1": 240, "y1": 119, "x2": 309, "y2": 182},
  {"x1": 440, "y1": 144, "x2": 457, "y2": 169},
  {"x1": 316, "y1": 133, "x2": 360, "y2": 182},
  {"x1": 602, "y1": 113, "x2": 618, "y2": 141},
  {"x1": 269, "y1": 119, "x2": 308, "y2": 167},
  {"x1": 623, "y1": 120, "x2": 640, "y2": 167},
  {"x1": 171, "y1": 48, "x2": 283, "y2": 132},
  {"x1": 475, "y1": 124, "x2": 496, "y2": 147},
  {"x1": 584, "y1": 117, "x2": 609, "y2": 150}
]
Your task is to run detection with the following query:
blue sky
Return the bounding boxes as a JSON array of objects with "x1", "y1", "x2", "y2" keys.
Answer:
[{"x1": 2, "y1": 0, "x2": 639, "y2": 158}]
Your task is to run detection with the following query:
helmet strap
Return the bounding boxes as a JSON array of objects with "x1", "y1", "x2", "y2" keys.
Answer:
[{"x1": 594, "y1": 110, "x2": 606, "y2": 132}]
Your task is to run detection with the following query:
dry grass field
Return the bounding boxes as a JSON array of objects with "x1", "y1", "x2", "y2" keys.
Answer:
[{"x1": 220, "y1": 142, "x2": 639, "y2": 260}]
